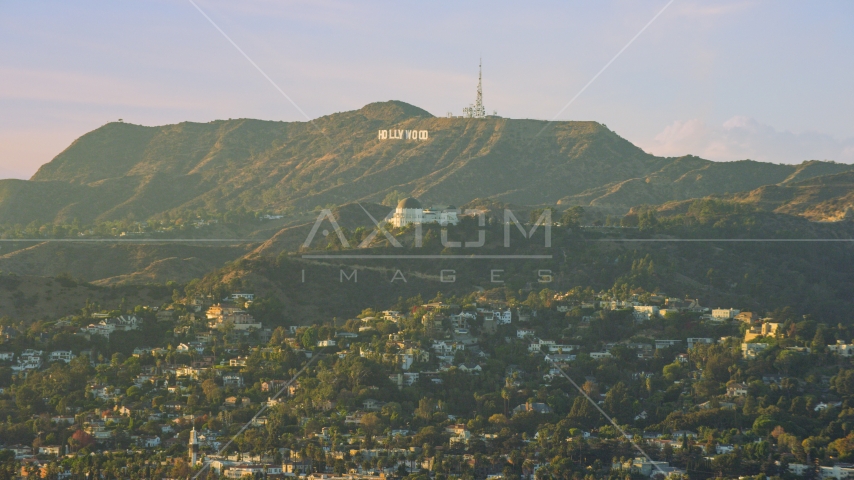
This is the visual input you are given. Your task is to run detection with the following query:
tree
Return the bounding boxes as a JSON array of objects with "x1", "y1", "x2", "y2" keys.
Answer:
[
  {"x1": 270, "y1": 326, "x2": 288, "y2": 345},
  {"x1": 811, "y1": 327, "x2": 827, "y2": 352},
  {"x1": 69, "y1": 430, "x2": 94, "y2": 452},
  {"x1": 560, "y1": 206, "x2": 584, "y2": 228},
  {"x1": 501, "y1": 388, "x2": 511, "y2": 417},
  {"x1": 202, "y1": 378, "x2": 223, "y2": 404},
  {"x1": 301, "y1": 328, "x2": 319, "y2": 349},
  {"x1": 15, "y1": 385, "x2": 40, "y2": 414},
  {"x1": 603, "y1": 382, "x2": 633, "y2": 423},
  {"x1": 361, "y1": 413, "x2": 385, "y2": 439},
  {"x1": 638, "y1": 210, "x2": 658, "y2": 230},
  {"x1": 834, "y1": 369, "x2": 854, "y2": 396},
  {"x1": 415, "y1": 398, "x2": 436, "y2": 422},
  {"x1": 663, "y1": 362, "x2": 686, "y2": 382},
  {"x1": 567, "y1": 397, "x2": 599, "y2": 429}
]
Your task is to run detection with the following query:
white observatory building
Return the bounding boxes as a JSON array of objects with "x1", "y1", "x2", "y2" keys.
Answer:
[{"x1": 391, "y1": 197, "x2": 459, "y2": 228}]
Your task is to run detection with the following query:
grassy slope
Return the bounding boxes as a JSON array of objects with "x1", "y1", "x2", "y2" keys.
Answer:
[
  {"x1": 559, "y1": 159, "x2": 854, "y2": 212},
  {"x1": 6, "y1": 100, "x2": 849, "y2": 225},
  {"x1": 0, "y1": 242, "x2": 255, "y2": 284},
  {"x1": 193, "y1": 216, "x2": 854, "y2": 325},
  {"x1": 0, "y1": 275, "x2": 172, "y2": 321},
  {"x1": 647, "y1": 170, "x2": 854, "y2": 222}
]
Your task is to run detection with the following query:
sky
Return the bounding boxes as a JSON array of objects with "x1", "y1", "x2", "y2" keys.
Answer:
[{"x1": 1, "y1": 0, "x2": 853, "y2": 179}]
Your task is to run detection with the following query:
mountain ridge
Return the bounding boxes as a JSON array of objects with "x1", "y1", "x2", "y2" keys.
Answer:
[{"x1": 2, "y1": 100, "x2": 851, "y2": 226}]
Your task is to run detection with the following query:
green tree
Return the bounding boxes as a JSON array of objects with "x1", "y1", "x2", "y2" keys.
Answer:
[
  {"x1": 560, "y1": 206, "x2": 584, "y2": 227},
  {"x1": 603, "y1": 382, "x2": 633, "y2": 423}
]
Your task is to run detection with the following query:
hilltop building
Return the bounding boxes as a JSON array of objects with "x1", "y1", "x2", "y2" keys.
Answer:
[{"x1": 391, "y1": 198, "x2": 459, "y2": 228}]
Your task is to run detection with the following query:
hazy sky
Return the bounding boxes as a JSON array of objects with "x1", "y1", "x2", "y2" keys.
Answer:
[{"x1": 2, "y1": 0, "x2": 853, "y2": 179}]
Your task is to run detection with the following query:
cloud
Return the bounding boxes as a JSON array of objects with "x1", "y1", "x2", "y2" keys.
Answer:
[
  {"x1": 672, "y1": 0, "x2": 757, "y2": 18},
  {"x1": 642, "y1": 116, "x2": 854, "y2": 164}
]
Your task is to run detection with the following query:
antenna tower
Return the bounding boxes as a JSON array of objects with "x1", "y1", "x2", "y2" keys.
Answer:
[{"x1": 463, "y1": 59, "x2": 487, "y2": 118}]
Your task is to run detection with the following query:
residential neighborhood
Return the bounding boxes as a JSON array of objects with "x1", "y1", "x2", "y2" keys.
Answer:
[{"x1": 0, "y1": 283, "x2": 853, "y2": 480}]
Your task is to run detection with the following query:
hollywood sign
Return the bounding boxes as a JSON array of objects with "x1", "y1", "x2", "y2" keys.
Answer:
[{"x1": 378, "y1": 129, "x2": 428, "y2": 140}]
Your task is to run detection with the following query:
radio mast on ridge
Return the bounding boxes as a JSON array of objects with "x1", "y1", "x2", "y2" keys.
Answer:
[{"x1": 463, "y1": 59, "x2": 486, "y2": 118}]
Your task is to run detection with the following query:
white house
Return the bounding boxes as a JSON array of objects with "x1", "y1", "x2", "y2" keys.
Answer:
[
  {"x1": 789, "y1": 463, "x2": 854, "y2": 479},
  {"x1": 389, "y1": 372, "x2": 420, "y2": 388},
  {"x1": 12, "y1": 349, "x2": 43, "y2": 372},
  {"x1": 742, "y1": 342, "x2": 769, "y2": 359},
  {"x1": 529, "y1": 339, "x2": 555, "y2": 353},
  {"x1": 222, "y1": 374, "x2": 244, "y2": 387},
  {"x1": 517, "y1": 329, "x2": 536, "y2": 339},
  {"x1": 432, "y1": 340, "x2": 465, "y2": 355},
  {"x1": 38, "y1": 446, "x2": 61, "y2": 456},
  {"x1": 726, "y1": 383, "x2": 748, "y2": 397},
  {"x1": 458, "y1": 363, "x2": 482, "y2": 374},
  {"x1": 492, "y1": 310, "x2": 512, "y2": 325},
  {"x1": 80, "y1": 315, "x2": 141, "y2": 338},
  {"x1": 547, "y1": 344, "x2": 579, "y2": 354},
  {"x1": 711, "y1": 308, "x2": 740, "y2": 321},
  {"x1": 633, "y1": 305, "x2": 659, "y2": 322},
  {"x1": 828, "y1": 340, "x2": 854, "y2": 357},
  {"x1": 49, "y1": 351, "x2": 74, "y2": 363},
  {"x1": 140, "y1": 435, "x2": 161, "y2": 448},
  {"x1": 228, "y1": 293, "x2": 255, "y2": 301}
]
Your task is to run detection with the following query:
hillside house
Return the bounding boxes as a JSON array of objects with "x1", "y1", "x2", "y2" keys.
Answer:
[
  {"x1": 229, "y1": 356, "x2": 248, "y2": 367},
  {"x1": 734, "y1": 311, "x2": 759, "y2": 324},
  {"x1": 655, "y1": 340, "x2": 681, "y2": 349},
  {"x1": 261, "y1": 380, "x2": 287, "y2": 392},
  {"x1": 432, "y1": 340, "x2": 465, "y2": 355},
  {"x1": 828, "y1": 340, "x2": 854, "y2": 357},
  {"x1": 388, "y1": 372, "x2": 419, "y2": 388},
  {"x1": 687, "y1": 338, "x2": 714, "y2": 349},
  {"x1": 458, "y1": 362, "x2": 482, "y2": 374},
  {"x1": 517, "y1": 329, "x2": 536, "y2": 338},
  {"x1": 742, "y1": 342, "x2": 769, "y2": 359},
  {"x1": 80, "y1": 315, "x2": 141, "y2": 338},
  {"x1": 744, "y1": 322, "x2": 783, "y2": 342},
  {"x1": 633, "y1": 305, "x2": 659, "y2": 322},
  {"x1": 222, "y1": 373, "x2": 244, "y2": 387},
  {"x1": 727, "y1": 383, "x2": 748, "y2": 397},
  {"x1": 711, "y1": 308, "x2": 740, "y2": 321}
]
